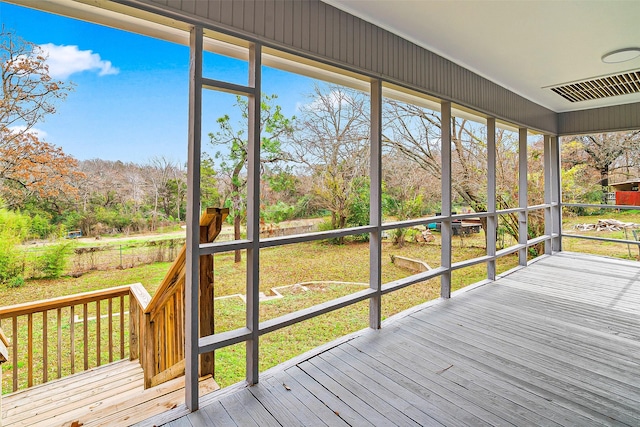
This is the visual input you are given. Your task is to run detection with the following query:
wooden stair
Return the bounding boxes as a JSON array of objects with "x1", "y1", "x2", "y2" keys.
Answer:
[{"x1": 1, "y1": 359, "x2": 218, "y2": 427}]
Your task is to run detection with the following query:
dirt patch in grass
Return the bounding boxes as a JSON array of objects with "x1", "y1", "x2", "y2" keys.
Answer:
[{"x1": 563, "y1": 210, "x2": 640, "y2": 260}]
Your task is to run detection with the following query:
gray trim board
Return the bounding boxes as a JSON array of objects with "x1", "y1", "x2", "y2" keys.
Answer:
[
  {"x1": 122, "y1": 0, "x2": 559, "y2": 134},
  {"x1": 559, "y1": 101, "x2": 640, "y2": 135}
]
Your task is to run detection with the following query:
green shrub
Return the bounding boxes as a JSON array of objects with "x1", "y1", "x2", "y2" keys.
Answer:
[
  {"x1": 0, "y1": 208, "x2": 30, "y2": 241},
  {"x1": 29, "y1": 214, "x2": 54, "y2": 239},
  {"x1": 0, "y1": 244, "x2": 23, "y2": 284},
  {"x1": 7, "y1": 276, "x2": 24, "y2": 289},
  {"x1": 262, "y1": 202, "x2": 295, "y2": 223},
  {"x1": 317, "y1": 219, "x2": 343, "y2": 245},
  {"x1": 37, "y1": 242, "x2": 70, "y2": 279},
  {"x1": 0, "y1": 210, "x2": 26, "y2": 283}
]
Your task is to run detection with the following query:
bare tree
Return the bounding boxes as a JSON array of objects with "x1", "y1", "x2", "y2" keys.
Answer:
[
  {"x1": 382, "y1": 151, "x2": 437, "y2": 246},
  {"x1": 382, "y1": 101, "x2": 489, "y2": 225},
  {"x1": 291, "y1": 85, "x2": 370, "y2": 243},
  {"x1": 383, "y1": 100, "x2": 546, "y2": 248},
  {"x1": 146, "y1": 156, "x2": 181, "y2": 230}
]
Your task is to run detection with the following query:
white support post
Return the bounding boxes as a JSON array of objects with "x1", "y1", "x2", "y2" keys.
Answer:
[
  {"x1": 486, "y1": 118, "x2": 497, "y2": 280},
  {"x1": 518, "y1": 128, "x2": 528, "y2": 266},
  {"x1": 543, "y1": 135, "x2": 553, "y2": 255},
  {"x1": 246, "y1": 43, "x2": 261, "y2": 385},
  {"x1": 551, "y1": 136, "x2": 562, "y2": 252},
  {"x1": 369, "y1": 79, "x2": 382, "y2": 329},
  {"x1": 440, "y1": 102, "x2": 452, "y2": 298},
  {"x1": 185, "y1": 25, "x2": 203, "y2": 412}
]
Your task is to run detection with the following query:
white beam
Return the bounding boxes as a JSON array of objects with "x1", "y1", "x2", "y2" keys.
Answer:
[
  {"x1": 486, "y1": 118, "x2": 497, "y2": 280},
  {"x1": 185, "y1": 25, "x2": 203, "y2": 412},
  {"x1": 246, "y1": 42, "x2": 261, "y2": 385},
  {"x1": 518, "y1": 128, "x2": 528, "y2": 266},
  {"x1": 543, "y1": 135, "x2": 553, "y2": 255},
  {"x1": 440, "y1": 101, "x2": 452, "y2": 298},
  {"x1": 551, "y1": 136, "x2": 563, "y2": 252},
  {"x1": 369, "y1": 79, "x2": 382, "y2": 329}
]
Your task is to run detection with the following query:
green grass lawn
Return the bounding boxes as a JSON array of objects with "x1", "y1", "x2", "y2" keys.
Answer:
[
  {"x1": 4, "y1": 212, "x2": 636, "y2": 393},
  {"x1": 2, "y1": 231, "x2": 518, "y2": 393}
]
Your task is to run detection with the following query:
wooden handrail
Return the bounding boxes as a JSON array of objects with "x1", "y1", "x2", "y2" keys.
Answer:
[
  {"x1": 0, "y1": 327, "x2": 8, "y2": 348},
  {"x1": 0, "y1": 208, "x2": 227, "y2": 393},
  {"x1": 129, "y1": 283, "x2": 152, "y2": 311},
  {"x1": 128, "y1": 283, "x2": 152, "y2": 363},
  {"x1": 144, "y1": 247, "x2": 186, "y2": 316},
  {"x1": 141, "y1": 207, "x2": 228, "y2": 388},
  {"x1": 0, "y1": 286, "x2": 131, "y2": 319},
  {"x1": 145, "y1": 208, "x2": 227, "y2": 315},
  {"x1": 1, "y1": 326, "x2": 6, "y2": 427},
  {"x1": 0, "y1": 283, "x2": 150, "y2": 393}
]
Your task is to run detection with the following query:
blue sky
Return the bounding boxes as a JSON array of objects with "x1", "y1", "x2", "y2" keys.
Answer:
[{"x1": 0, "y1": 2, "x2": 314, "y2": 164}]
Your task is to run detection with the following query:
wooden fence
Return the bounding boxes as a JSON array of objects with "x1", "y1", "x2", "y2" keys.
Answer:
[
  {"x1": 1, "y1": 208, "x2": 228, "y2": 396},
  {"x1": 0, "y1": 284, "x2": 151, "y2": 394}
]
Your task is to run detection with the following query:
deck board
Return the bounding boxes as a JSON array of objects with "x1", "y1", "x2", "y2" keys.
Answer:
[
  {"x1": 437, "y1": 296, "x2": 640, "y2": 384},
  {"x1": 3, "y1": 365, "x2": 143, "y2": 422},
  {"x1": 308, "y1": 354, "x2": 426, "y2": 426},
  {"x1": 358, "y1": 339, "x2": 564, "y2": 426},
  {"x1": 274, "y1": 369, "x2": 350, "y2": 427},
  {"x1": 1, "y1": 360, "x2": 218, "y2": 427},
  {"x1": 217, "y1": 390, "x2": 262, "y2": 427},
  {"x1": 259, "y1": 374, "x2": 331, "y2": 426},
  {"x1": 334, "y1": 344, "x2": 501, "y2": 426},
  {"x1": 196, "y1": 401, "x2": 237, "y2": 427},
  {"x1": 129, "y1": 253, "x2": 640, "y2": 425},
  {"x1": 409, "y1": 311, "x2": 640, "y2": 422},
  {"x1": 448, "y1": 290, "x2": 640, "y2": 359},
  {"x1": 297, "y1": 359, "x2": 395, "y2": 426}
]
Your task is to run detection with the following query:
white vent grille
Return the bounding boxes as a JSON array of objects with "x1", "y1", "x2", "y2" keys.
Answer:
[{"x1": 550, "y1": 71, "x2": 640, "y2": 102}]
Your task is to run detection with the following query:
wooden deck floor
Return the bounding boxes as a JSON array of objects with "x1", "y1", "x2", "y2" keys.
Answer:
[
  {"x1": 1, "y1": 360, "x2": 218, "y2": 427},
  {"x1": 145, "y1": 252, "x2": 640, "y2": 427}
]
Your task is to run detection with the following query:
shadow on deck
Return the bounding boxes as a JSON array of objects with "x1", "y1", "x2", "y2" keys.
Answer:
[
  {"x1": 144, "y1": 252, "x2": 640, "y2": 426},
  {"x1": 1, "y1": 360, "x2": 218, "y2": 427}
]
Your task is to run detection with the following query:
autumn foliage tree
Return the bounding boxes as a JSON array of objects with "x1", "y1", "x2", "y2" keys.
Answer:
[{"x1": 1, "y1": 29, "x2": 80, "y2": 206}]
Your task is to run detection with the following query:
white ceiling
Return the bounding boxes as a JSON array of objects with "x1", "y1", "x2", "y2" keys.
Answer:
[{"x1": 324, "y1": 0, "x2": 640, "y2": 113}]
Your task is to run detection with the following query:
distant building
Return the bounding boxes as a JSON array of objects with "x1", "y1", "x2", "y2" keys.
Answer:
[{"x1": 610, "y1": 179, "x2": 640, "y2": 205}]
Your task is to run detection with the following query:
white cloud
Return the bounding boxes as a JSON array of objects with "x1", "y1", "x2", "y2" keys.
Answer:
[
  {"x1": 303, "y1": 90, "x2": 350, "y2": 112},
  {"x1": 8, "y1": 125, "x2": 48, "y2": 139},
  {"x1": 38, "y1": 43, "x2": 119, "y2": 80}
]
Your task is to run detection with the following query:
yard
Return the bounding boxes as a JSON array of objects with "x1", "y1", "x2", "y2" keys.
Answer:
[
  {"x1": 2, "y1": 228, "x2": 520, "y2": 392},
  {"x1": 562, "y1": 208, "x2": 640, "y2": 260},
  {"x1": 3, "y1": 210, "x2": 634, "y2": 393}
]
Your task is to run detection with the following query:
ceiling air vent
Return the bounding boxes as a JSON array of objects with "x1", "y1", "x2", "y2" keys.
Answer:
[{"x1": 549, "y1": 71, "x2": 640, "y2": 102}]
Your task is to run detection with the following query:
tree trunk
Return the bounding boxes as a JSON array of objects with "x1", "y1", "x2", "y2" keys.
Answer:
[
  {"x1": 480, "y1": 216, "x2": 488, "y2": 249},
  {"x1": 234, "y1": 214, "x2": 241, "y2": 263},
  {"x1": 601, "y1": 165, "x2": 609, "y2": 205},
  {"x1": 337, "y1": 215, "x2": 347, "y2": 245}
]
